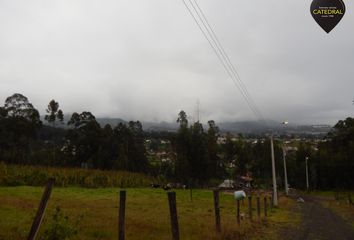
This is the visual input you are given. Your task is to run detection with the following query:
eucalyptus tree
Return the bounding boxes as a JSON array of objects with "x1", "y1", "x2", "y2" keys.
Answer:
[
  {"x1": 0, "y1": 93, "x2": 42, "y2": 163},
  {"x1": 207, "y1": 120, "x2": 221, "y2": 178},
  {"x1": 189, "y1": 121, "x2": 209, "y2": 182},
  {"x1": 65, "y1": 111, "x2": 102, "y2": 167},
  {"x1": 45, "y1": 99, "x2": 64, "y2": 127},
  {"x1": 44, "y1": 99, "x2": 65, "y2": 163},
  {"x1": 175, "y1": 110, "x2": 191, "y2": 182}
]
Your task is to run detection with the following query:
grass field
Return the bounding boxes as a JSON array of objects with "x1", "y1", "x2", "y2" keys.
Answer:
[{"x1": 0, "y1": 186, "x2": 297, "y2": 240}]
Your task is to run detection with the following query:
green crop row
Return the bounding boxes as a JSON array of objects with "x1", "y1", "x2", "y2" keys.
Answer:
[{"x1": 0, "y1": 162, "x2": 156, "y2": 188}]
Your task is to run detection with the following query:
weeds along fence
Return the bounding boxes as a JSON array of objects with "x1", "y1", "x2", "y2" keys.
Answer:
[
  {"x1": 0, "y1": 162, "x2": 156, "y2": 188},
  {"x1": 27, "y1": 179, "x2": 273, "y2": 240},
  {"x1": 334, "y1": 191, "x2": 354, "y2": 206},
  {"x1": 123, "y1": 189, "x2": 272, "y2": 240}
]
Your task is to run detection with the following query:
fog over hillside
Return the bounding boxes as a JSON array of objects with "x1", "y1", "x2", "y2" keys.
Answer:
[
  {"x1": 1, "y1": 1, "x2": 353, "y2": 125},
  {"x1": 44, "y1": 114, "x2": 331, "y2": 135}
]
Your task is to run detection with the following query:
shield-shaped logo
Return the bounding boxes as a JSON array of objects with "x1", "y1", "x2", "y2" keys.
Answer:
[{"x1": 310, "y1": 0, "x2": 346, "y2": 33}]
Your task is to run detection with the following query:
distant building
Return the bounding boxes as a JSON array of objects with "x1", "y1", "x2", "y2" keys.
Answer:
[
  {"x1": 217, "y1": 137, "x2": 227, "y2": 145},
  {"x1": 218, "y1": 179, "x2": 235, "y2": 189},
  {"x1": 235, "y1": 174, "x2": 253, "y2": 189}
]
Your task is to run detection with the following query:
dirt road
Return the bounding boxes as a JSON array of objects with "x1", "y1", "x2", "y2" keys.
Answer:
[{"x1": 280, "y1": 195, "x2": 354, "y2": 240}]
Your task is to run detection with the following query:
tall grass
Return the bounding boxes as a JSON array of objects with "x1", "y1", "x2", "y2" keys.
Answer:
[{"x1": 0, "y1": 162, "x2": 156, "y2": 188}]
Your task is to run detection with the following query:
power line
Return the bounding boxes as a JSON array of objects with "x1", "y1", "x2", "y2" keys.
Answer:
[
  {"x1": 188, "y1": 0, "x2": 264, "y2": 121},
  {"x1": 182, "y1": 0, "x2": 256, "y2": 117},
  {"x1": 181, "y1": 0, "x2": 266, "y2": 122},
  {"x1": 191, "y1": 0, "x2": 265, "y2": 121}
]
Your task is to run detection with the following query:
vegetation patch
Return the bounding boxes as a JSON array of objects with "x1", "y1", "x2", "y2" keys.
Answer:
[
  {"x1": 0, "y1": 163, "x2": 156, "y2": 188},
  {"x1": 0, "y1": 186, "x2": 295, "y2": 240},
  {"x1": 311, "y1": 191, "x2": 354, "y2": 229}
]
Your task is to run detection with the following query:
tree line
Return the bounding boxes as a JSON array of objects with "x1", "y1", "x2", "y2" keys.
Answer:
[
  {"x1": 0, "y1": 93, "x2": 353, "y2": 189},
  {"x1": 0, "y1": 93, "x2": 148, "y2": 173}
]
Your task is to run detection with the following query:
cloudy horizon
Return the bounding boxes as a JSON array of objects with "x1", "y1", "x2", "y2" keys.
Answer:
[{"x1": 1, "y1": 0, "x2": 353, "y2": 125}]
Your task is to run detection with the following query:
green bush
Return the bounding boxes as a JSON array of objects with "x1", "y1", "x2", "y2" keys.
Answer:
[{"x1": 40, "y1": 206, "x2": 81, "y2": 240}]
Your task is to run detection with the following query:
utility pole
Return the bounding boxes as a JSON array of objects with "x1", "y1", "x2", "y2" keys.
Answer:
[
  {"x1": 283, "y1": 146, "x2": 289, "y2": 196},
  {"x1": 196, "y1": 99, "x2": 200, "y2": 122},
  {"x1": 270, "y1": 135, "x2": 278, "y2": 206},
  {"x1": 305, "y1": 156, "x2": 309, "y2": 191},
  {"x1": 281, "y1": 121, "x2": 289, "y2": 196}
]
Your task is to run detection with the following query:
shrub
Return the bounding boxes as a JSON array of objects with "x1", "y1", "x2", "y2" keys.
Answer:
[{"x1": 40, "y1": 206, "x2": 82, "y2": 240}]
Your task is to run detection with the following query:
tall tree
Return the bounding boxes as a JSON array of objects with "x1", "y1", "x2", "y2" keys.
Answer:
[
  {"x1": 44, "y1": 99, "x2": 64, "y2": 164},
  {"x1": 45, "y1": 99, "x2": 64, "y2": 127},
  {"x1": 0, "y1": 93, "x2": 42, "y2": 163},
  {"x1": 315, "y1": 117, "x2": 354, "y2": 189},
  {"x1": 207, "y1": 120, "x2": 221, "y2": 178},
  {"x1": 175, "y1": 110, "x2": 191, "y2": 182},
  {"x1": 177, "y1": 110, "x2": 188, "y2": 128},
  {"x1": 4, "y1": 93, "x2": 41, "y2": 126},
  {"x1": 189, "y1": 121, "x2": 209, "y2": 182},
  {"x1": 111, "y1": 121, "x2": 149, "y2": 172},
  {"x1": 223, "y1": 133, "x2": 236, "y2": 164},
  {"x1": 127, "y1": 121, "x2": 149, "y2": 172},
  {"x1": 65, "y1": 112, "x2": 101, "y2": 167}
]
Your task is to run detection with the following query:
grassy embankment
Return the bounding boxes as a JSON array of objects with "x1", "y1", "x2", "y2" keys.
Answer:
[
  {"x1": 0, "y1": 187, "x2": 300, "y2": 240},
  {"x1": 248, "y1": 194, "x2": 301, "y2": 240},
  {"x1": 0, "y1": 164, "x2": 300, "y2": 239}
]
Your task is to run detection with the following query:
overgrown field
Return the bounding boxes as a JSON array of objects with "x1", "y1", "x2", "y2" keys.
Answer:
[
  {"x1": 0, "y1": 186, "x2": 296, "y2": 240},
  {"x1": 0, "y1": 163, "x2": 156, "y2": 188}
]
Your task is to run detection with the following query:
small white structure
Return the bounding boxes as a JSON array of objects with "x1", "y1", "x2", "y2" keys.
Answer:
[
  {"x1": 234, "y1": 190, "x2": 246, "y2": 200},
  {"x1": 218, "y1": 179, "x2": 235, "y2": 189}
]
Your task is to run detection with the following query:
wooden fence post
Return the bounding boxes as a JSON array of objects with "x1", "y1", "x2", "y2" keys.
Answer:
[
  {"x1": 256, "y1": 196, "x2": 261, "y2": 220},
  {"x1": 168, "y1": 192, "x2": 179, "y2": 240},
  {"x1": 119, "y1": 190, "x2": 126, "y2": 240},
  {"x1": 248, "y1": 196, "x2": 252, "y2": 222},
  {"x1": 335, "y1": 191, "x2": 339, "y2": 201},
  {"x1": 213, "y1": 190, "x2": 221, "y2": 233},
  {"x1": 189, "y1": 180, "x2": 193, "y2": 202},
  {"x1": 269, "y1": 196, "x2": 273, "y2": 210},
  {"x1": 27, "y1": 178, "x2": 54, "y2": 240},
  {"x1": 348, "y1": 194, "x2": 353, "y2": 206},
  {"x1": 264, "y1": 197, "x2": 267, "y2": 217},
  {"x1": 236, "y1": 200, "x2": 240, "y2": 225}
]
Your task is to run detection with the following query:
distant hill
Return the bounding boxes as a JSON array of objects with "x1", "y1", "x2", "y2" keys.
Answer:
[
  {"x1": 219, "y1": 121, "x2": 272, "y2": 134},
  {"x1": 140, "y1": 120, "x2": 332, "y2": 136},
  {"x1": 41, "y1": 115, "x2": 127, "y2": 128},
  {"x1": 141, "y1": 121, "x2": 178, "y2": 132},
  {"x1": 96, "y1": 119, "x2": 178, "y2": 131},
  {"x1": 96, "y1": 118, "x2": 127, "y2": 127},
  {"x1": 41, "y1": 115, "x2": 332, "y2": 136},
  {"x1": 219, "y1": 121, "x2": 332, "y2": 135}
]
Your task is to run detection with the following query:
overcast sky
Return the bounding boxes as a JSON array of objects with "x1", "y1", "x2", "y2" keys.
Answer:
[{"x1": 0, "y1": 0, "x2": 353, "y2": 125}]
